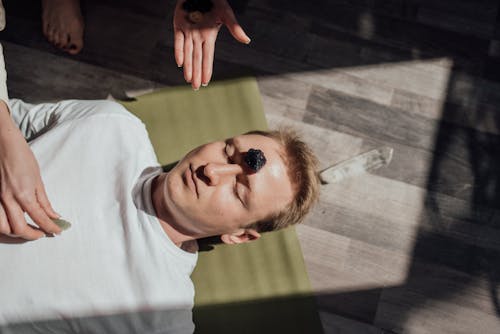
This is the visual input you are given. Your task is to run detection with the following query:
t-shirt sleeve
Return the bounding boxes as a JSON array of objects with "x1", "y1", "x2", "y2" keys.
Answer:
[{"x1": 8, "y1": 99, "x2": 139, "y2": 141}]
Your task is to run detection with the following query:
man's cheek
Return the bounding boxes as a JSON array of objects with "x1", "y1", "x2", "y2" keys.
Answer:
[{"x1": 207, "y1": 194, "x2": 232, "y2": 218}]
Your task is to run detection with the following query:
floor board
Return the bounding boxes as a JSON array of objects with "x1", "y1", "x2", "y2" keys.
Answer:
[{"x1": 2, "y1": 0, "x2": 500, "y2": 332}]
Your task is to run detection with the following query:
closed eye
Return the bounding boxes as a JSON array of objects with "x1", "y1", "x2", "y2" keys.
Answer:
[
  {"x1": 234, "y1": 182, "x2": 247, "y2": 208},
  {"x1": 224, "y1": 141, "x2": 247, "y2": 208}
]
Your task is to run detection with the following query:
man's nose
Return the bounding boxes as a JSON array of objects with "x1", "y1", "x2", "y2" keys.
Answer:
[{"x1": 203, "y1": 163, "x2": 243, "y2": 185}]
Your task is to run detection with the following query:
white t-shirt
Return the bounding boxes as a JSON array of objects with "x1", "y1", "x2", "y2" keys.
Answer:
[{"x1": 0, "y1": 99, "x2": 198, "y2": 333}]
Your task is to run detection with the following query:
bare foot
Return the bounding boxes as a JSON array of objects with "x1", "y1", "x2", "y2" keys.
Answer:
[{"x1": 41, "y1": 0, "x2": 84, "y2": 55}]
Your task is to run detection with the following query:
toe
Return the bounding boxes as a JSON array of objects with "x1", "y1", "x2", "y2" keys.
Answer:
[
  {"x1": 48, "y1": 27, "x2": 58, "y2": 46},
  {"x1": 56, "y1": 32, "x2": 66, "y2": 49},
  {"x1": 47, "y1": 26, "x2": 60, "y2": 48},
  {"x1": 62, "y1": 34, "x2": 71, "y2": 50},
  {"x1": 46, "y1": 26, "x2": 53, "y2": 41},
  {"x1": 42, "y1": 22, "x2": 50, "y2": 38},
  {"x1": 67, "y1": 35, "x2": 83, "y2": 55},
  {"x1": 67, "y1": 44, "x2": 82, "y2": 55}
]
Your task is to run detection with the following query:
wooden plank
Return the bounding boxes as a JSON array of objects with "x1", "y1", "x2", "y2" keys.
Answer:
[
  {"x1": 417, "y1": 7, "x2": 496, "y2": 38},
  {"x1": 375, "y1": 261, "x2": 500, "y2": 334},
  {"x1": 299, "y1": 223, "x2": 412, "y2": 290},
  {"x1": 264, "y1": 114, "x2": 364, "y2": 170},
  {"x1": 303, "y1": 85, "x2": 499, "y2": 201},
  {"x1": 390, "y1": 89, "x2": 450, "y2": 121},
  {"x1": 260, "y1": 95, "x2": 306, "y2": 122},
  {"x1": 248, "y1": 19, "x2": 315, "y2": 63},
  {"x1": 305, "y1": 85, "x2": 438, "y2": 150},
  {"x1": 307, "y1": 173, "x2": 424, "y2": 253},
  {"x1": 308, "y1": 4, "x2": 491, "y2": 64},
  {"x1": 296, "y1": 225, "x2": 351, "y2": 291},
  {"x1": 307, "y1": 169, "x2": 500, "y2": 263},
  {"x1": 257, "y1": 75, "x2": 312, "y2": 111},
  {"x1": 319, "y1": 311, "x2": 387, "y2": 334},
  {"x1": 2, "y1": 42, "x2": 161, "y2": 102},
  {"x1": 317, "y1": 287, "x2": 384, "y2": 325},
  {"x1": 335, "y1": 58, "x2": 453, "y2": 101},
  {"x1": 292, "y1": 70, "x2": 395, "y2": 106}
]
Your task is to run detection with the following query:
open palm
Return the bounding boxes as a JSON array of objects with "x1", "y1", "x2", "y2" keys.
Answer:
[{"x1": 173, "y1": 0, "x2": 250, "y2": 90}]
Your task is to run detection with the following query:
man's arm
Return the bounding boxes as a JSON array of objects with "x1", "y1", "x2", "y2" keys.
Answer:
[{"x1": 0, "y1": 99, "x2": 61, "y2": 240}]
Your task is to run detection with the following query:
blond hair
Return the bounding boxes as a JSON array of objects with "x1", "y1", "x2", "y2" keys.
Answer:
[{"x1": 246, "y1": 128, "x2": 320, "y2": 232}]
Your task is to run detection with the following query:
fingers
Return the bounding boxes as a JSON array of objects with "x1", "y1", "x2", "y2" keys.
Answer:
[
  {"x1": 182, "y1": 33, "x2": 215, "y2": 89},
  {"x1": 183, "y1": 35, "x2": 193, "y2": 83},
  {"x1": 0, "y1": 204, "x2": 10, "y2": 235},
  {"x1": 185, "y1": 37, "x2": 209, "y2": 90},
  {"x1": 202, "y1": 40, "x2": 214, "y2": 86},
  {"x1": 3, "y1": 201, "x2": 44, "y2": 240},
  {"x1": 192, "y1": 41, "x2": 203, "y2": 90},
  {"x1": 22, "y1": 197, "x2": 62, "y2": 236},
  {"x1": 174, "y1": 29, "x2": 185, "y2": 67},
  {"x1": 0, "y1": 186, "x2": 62, "y2": 240},
  {"x1": 36, "y1": 183, "x2": 60, "y2": 220},
  {"x1": 222, "y1": 8, "x2": 251, "y2": 44}
]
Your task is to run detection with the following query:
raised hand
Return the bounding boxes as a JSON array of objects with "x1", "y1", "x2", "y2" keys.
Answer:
[{"x1": 173, "y1": 0, "x2": 251, "y2": 90}]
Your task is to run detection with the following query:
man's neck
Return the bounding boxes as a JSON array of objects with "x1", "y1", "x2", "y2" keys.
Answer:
[{"x1": 150, "y1": 173, "x2": 198, "y2": 251}]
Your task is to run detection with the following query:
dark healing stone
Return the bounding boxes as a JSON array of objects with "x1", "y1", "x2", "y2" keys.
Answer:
[
  {"x1": 244, "y1": 149, "x2": 267, "y2": 172},
  {"x1": 182, "y1": 0, "x2": 214, "y2": 13}
]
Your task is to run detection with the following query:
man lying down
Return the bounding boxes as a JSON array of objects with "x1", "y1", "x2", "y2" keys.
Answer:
[{"x1": 0, "y1": 98, "x2": 319, "y2": 332}]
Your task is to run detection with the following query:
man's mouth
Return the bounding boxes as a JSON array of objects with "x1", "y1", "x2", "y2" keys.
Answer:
[{"x1": 195, "y1": 166, "x2": 211, "y2": 186}]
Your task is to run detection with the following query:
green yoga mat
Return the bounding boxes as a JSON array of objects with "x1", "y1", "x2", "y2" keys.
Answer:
[{"x1": 119, "y1": 77, "x2": 323, "y2": 334}]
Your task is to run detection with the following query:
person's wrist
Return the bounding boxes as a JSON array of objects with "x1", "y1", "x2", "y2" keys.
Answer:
[
  {"x1": 0, "y1": 100, "x2": 21, "y2": 139},
  {"x1": 0, "y1": 99, "x2": 10, "y2": 117}
]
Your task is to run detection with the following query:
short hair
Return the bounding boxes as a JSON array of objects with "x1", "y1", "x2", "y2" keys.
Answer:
[{"x1": 245, "y1": 128, "x2": 320, "y2": 232}]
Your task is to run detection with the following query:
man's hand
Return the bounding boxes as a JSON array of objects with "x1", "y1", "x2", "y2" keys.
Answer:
[
  {"x1": 173, "y1": 0, "x2": 251, "y2": 90},
  {"x1": 0, "y1": 101, "x2": 61, "y2": 240}
]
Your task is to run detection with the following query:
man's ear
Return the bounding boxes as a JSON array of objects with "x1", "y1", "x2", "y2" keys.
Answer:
[{"x1": 220, "y1": 228, "x2": 261, "y2": 245}]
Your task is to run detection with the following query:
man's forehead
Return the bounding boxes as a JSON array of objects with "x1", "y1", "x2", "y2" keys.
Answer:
[
  {"x1": 231, "y1": 134, "x2": 293, "y2": 212},
  {"x1": 248, "y1": 161, "x2": 293, "y2": 220},
  {"x1": 231, "y1": 133, "x2": 274, "y2": 149},
  {"x1": 232, "y1": 134, "x2": 287, "y2": 171}
]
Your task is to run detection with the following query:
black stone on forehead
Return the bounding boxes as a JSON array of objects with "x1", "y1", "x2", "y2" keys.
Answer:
[
  {"x1": 182, "y1": 0, "x2": 213, "y2": 13},
  {"x1": 244, "y1": 149, "x2": 267, "y2": 172}
]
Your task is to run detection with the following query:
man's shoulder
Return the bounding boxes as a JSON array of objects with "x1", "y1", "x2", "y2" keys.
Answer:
[
  {"x1": 65, "y1": 100, "x2": 147, "y2": 138},
  {"x1": 76, "y1": 100, "x2": 143, "y2": 126}
]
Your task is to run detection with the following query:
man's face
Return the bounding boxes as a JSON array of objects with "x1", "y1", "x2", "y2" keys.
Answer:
[{"x1": 164, "y1": 134, "x2": 294, "y2": 237}]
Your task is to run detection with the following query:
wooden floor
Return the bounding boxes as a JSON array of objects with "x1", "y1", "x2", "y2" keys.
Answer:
[{"x1": 2, "y1": 0, "x2": 500, "y2": 333}]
